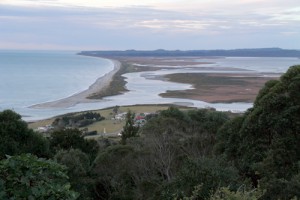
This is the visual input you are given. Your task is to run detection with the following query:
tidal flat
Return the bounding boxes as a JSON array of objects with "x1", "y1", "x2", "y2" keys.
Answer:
[{"x1": 95, "y1": 56, "x2": 285, "y2": 104}]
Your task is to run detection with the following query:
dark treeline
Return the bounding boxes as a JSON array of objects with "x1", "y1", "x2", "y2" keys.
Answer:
[
  {"x1": 0, "y1": 65, "x2": 300, "y2": 199},
  {"x1": 79, "y1": 48, "x2": 300, "y2": 57},
  {"x1": 52, "y1": 111, "x2": 105, "y2": 129}
]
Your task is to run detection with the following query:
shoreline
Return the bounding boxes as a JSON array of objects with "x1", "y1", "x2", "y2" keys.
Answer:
[
  {"x1": 30, "y1": 59, "x2": 121, "y2": 109},
  {"x1": 28, "y1": 56, "x2": 284, "y2": 112}
]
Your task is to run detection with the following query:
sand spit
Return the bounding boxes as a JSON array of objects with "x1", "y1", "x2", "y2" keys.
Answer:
[{"x1": 30, "y1": 60, "x2": 121, "y2": 109}]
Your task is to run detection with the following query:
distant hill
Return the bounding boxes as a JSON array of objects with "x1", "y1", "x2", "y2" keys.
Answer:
[{"x1": 79, "y1": 48, "x2": 300, "y2": 57}]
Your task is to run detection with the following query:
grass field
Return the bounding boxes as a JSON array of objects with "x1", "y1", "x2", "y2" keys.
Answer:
[{"x1": 28, "y1": 104, "x2": 188, "y2": 137}]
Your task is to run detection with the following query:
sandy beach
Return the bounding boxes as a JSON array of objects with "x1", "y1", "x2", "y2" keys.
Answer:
[{"x1": 30, "y1": 60, "x2": 121, "y2": 109}]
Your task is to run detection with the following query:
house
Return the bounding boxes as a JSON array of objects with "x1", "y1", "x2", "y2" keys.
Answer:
[{"x1": 112, "y1": 112, "x2": 127, "y2": 121}]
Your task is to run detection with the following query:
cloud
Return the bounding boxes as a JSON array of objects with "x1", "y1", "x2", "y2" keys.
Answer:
[
  {"x1": 0, "y1": 0, "x2": 171, "y2": 8},
  {"x1": 281, "y1": 31, "x2": 299, "y2": 36},
  {"x1": 0, "y1": 0, "x2": 299, "y2": 50},
  {"x1": 133, "y1": 19, "x2": 209, "y2": 32}
]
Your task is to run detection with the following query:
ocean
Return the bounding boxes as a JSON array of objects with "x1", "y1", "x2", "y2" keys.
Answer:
[
  {"x1": 0, "y1": 51, "x2": 113, "y2": 120},
  {"x1": 0, "y1": 51, "x2": 299, "y2": 121}
]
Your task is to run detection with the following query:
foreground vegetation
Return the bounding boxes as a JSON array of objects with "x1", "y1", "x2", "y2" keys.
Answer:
[{"x1": 1, "y1": 65, "x2": 299, "y2": 199}]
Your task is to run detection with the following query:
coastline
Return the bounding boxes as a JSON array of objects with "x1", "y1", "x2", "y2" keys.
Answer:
[
  {"x1": 28, "y1": 56, "x2": 289, "y2": 113},
  {"x1": 30, "y1": 59, "x2": 121, "y2": 109}
]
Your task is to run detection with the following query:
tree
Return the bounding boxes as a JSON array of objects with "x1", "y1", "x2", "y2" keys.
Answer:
[
  {"x1": 161, "y1": 157, "x2": 239, "y2": 199},
  {"x1": 55, "y1": 149, "x2": 90, "y2": 178},
  {"x1": 120, "y1": 111, "x2": 139, "y2": 144},
  {"x1": 214, "y1": 116, "x2": 245, "y2": 162},
  {"x1": 92, "y1": 145, "x2": 136, "y2": 199},
  {"x1": 0, "y1": 110, "x2": 50, "y2": 159},
  {"x1": 55, "y1": 149, "x2": 93, "y2": 199},
  {"x1": 160, "y1": 106, "x2": 190, "y2": 122},
  {"x1": 215, "y1": 65, "x2": 300, "y2": 199},
  {"x1": 113, "y1": 105, "x2": 120, "y2": 115},
  {"x1": 209, "y1": 186, "x2": 263, "y2": 200},
  {"x1": 0, "y1": 154, "x2": 78, "y2": 199},
  {"x1": 186, "y1": 109, "x2": 229, "y2": 157},
  {"x1": 50, "y1": 128, "x2": 99, "y2": 160},
  {"x1": 148, "y1": 131, "x2": 177, "y2": 182}
]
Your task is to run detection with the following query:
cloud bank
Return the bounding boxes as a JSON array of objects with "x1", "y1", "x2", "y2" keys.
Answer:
[{"x1": 0, "y1": 0, "x2": 299, "y2": 50}]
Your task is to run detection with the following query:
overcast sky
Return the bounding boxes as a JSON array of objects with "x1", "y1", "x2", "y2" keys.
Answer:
[{"x1": 1, "y1": 0, "x2": 299, "y2": 50}]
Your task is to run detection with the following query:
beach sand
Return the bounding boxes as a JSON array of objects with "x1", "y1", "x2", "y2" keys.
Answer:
[{"x1": 30, "y1": 60, "x2": 121, "y2": 109}]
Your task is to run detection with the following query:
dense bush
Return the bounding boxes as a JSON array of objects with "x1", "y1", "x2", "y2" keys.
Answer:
[
  {"x1": 0, "y1": 154, "x2": 78, "y2": 199},
  {"x1": 52, "y1": 111, "x2": 105, "y2": 128},
  {"x1": 215, "y1": 65, "x2": 300, "y2": 199},
  {"x1": 0, "y1": 110, "x2": 50, "y2": 159},
  {"x1": 49, "y1": 128, "x2": 99, "y2": 160}
]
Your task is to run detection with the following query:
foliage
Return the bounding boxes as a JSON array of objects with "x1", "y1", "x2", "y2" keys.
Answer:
[
  {"x1": 0, "y1": 109, "x2": 50, "y2": 159},
  {"x1": 214, "y1": 116, "x2": 245, "y2": 162},
  {"x1": 161, "y1": 157, "x2": 239, "y2": 199},
  {"x1": 0, "y1": 154, "x2": 78, "y2": 199},
  {"x1": 91, "y1": 145, "x2": 136, "y2": 199},
  {"x1": 208, "y1": 186, "x2": 264, "y2": 200},
  {"x1": 55, "y1": 148, "x2": 90, "y2": 178},
  {"x1": 187, "y1": 108, "x2": 229, "y2": 135},
  {"x1": 52, "y1": 111, "x2": 104, "y2": 129},
  {"x1": 160, "y1": 106, "x2": 190, "y2": 122},
  {"x1": 89, "y1": 107, "x2": 230, "y2": 199},
  {"x1": 142, "y1": 107, "x2": 229, "y2": 158},
  {"x1": 55, "y1": 149, "x2": 93, "y2": 199},
  {"x1": 120, "y1": 111, "x2": 139, "y2": 144},
  {"x1": 215, "y1": 65, "x2": 300, "y2": 199},
  {"x1": 113, "y1": 105, "x2": 120, "y2": 115},
  {"x1": 49, "y1": 128, "x2": 99, "y2": 160}
]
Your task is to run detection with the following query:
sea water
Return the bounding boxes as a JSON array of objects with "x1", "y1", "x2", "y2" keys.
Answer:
[{"x1": 0, "y1": 50, "x2": 113, "y2": 119}]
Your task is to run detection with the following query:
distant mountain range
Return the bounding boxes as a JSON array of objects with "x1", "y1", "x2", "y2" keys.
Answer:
[{"x1": 79, "y1": 48, "x2": 300, "y2": 57}]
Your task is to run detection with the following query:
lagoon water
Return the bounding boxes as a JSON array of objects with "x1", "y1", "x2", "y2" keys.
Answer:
[{"x1": 0, "y1": 51, "x2": 299, "y2": 121}]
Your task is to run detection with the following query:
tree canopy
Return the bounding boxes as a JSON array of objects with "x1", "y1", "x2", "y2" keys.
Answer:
[
  {"x1": 216, "y1": 65, "x2": 300, "y2": 199},
  {"x1": 0, "y1": 110, "x2": 49, "y2": 159},
  {"x1": 0, "y1": 154, "x2": 78, "y2": 199}
]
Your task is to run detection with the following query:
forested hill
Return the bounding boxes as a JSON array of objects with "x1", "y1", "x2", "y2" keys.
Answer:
[{"x1": 79, "y1": 48, "x2": 300, "y2": 57}]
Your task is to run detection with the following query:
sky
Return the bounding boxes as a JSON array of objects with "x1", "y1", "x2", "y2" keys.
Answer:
[{"x1": 0, "y1": 0, "x2": 300, "y2": 50}]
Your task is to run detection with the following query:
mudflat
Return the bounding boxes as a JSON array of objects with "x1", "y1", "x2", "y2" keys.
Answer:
[{"x1": 114, "y1": 56, "x2": 279, "y2": 103}]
